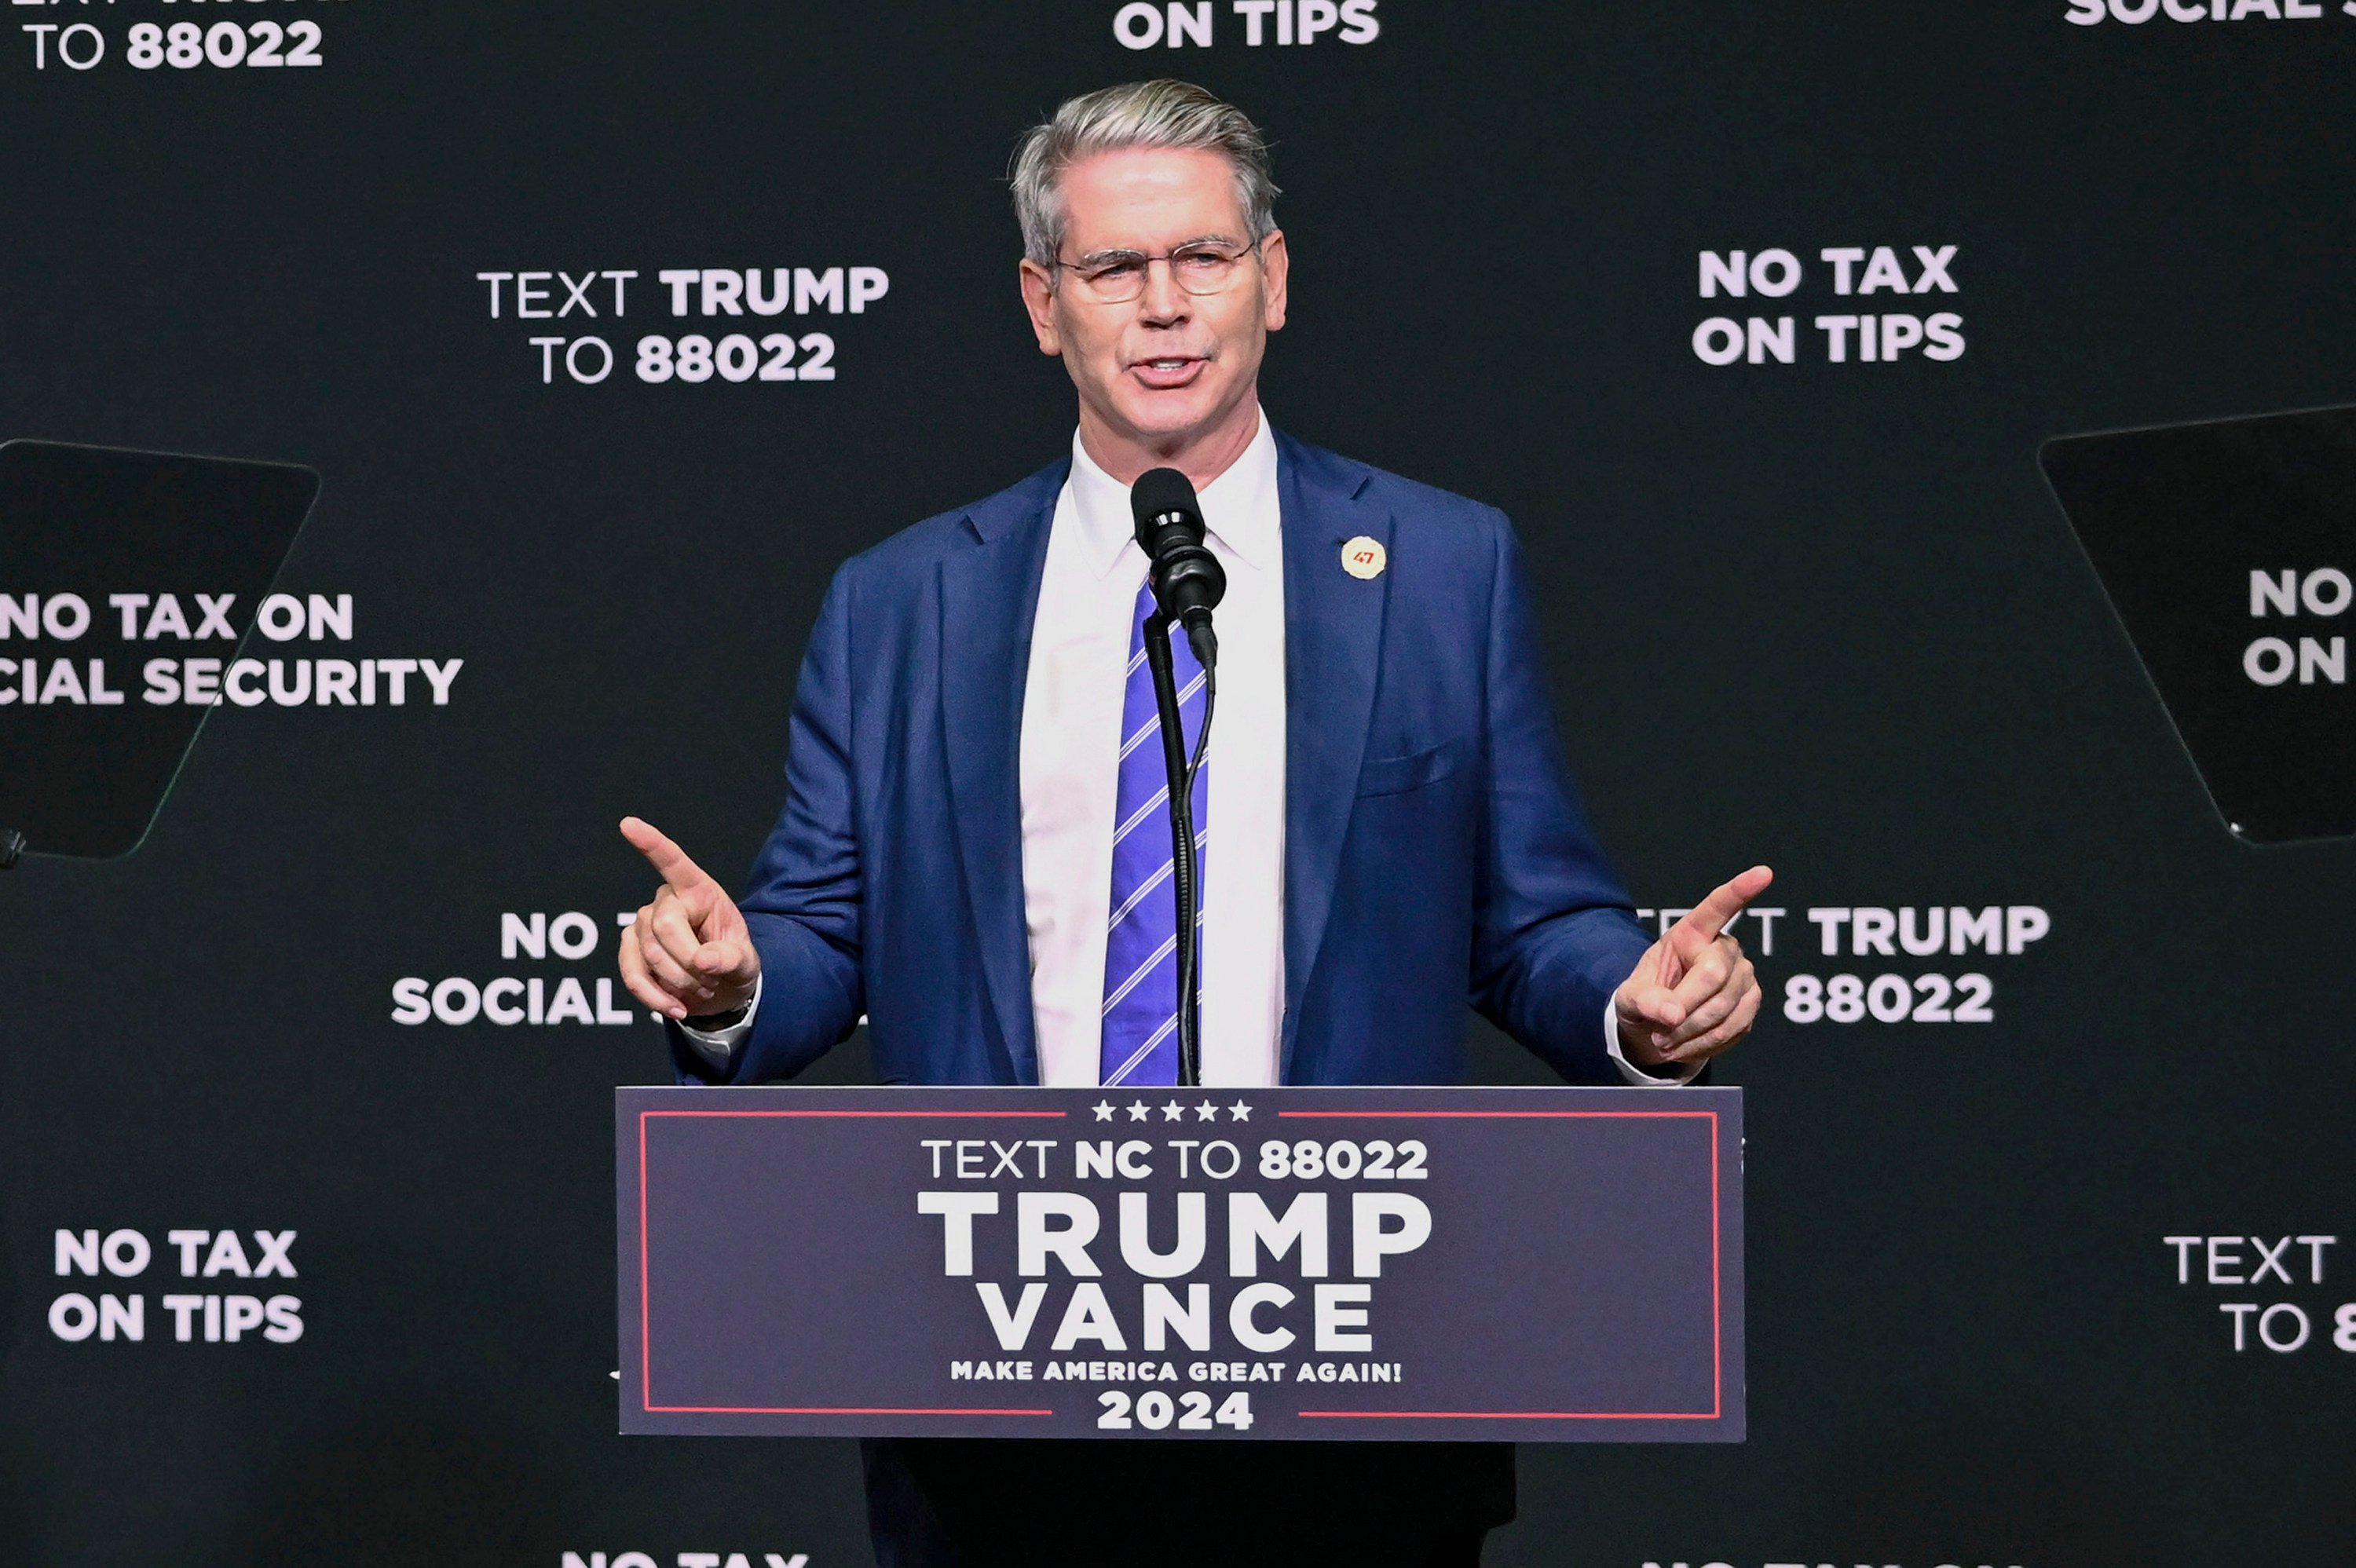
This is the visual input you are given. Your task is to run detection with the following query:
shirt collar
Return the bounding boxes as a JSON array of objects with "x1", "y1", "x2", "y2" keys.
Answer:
[{"x1": 1066, "y1": 408, "x2": 1281, "y2": 579}]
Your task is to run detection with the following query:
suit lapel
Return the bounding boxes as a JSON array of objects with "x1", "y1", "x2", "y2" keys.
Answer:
[
  {"x1": 1277, "y1": 434, "x2": 1390, "y2": 1076},
  {"x1": 939, "y1": 468, "x2": 1063, "y2": 1084}
]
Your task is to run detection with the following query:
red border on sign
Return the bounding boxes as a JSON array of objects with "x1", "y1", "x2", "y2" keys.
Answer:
[
  {"x1": 1274, "y1": 1109, "x2": 1723, "y2": 1423},
  {"x1": 638, "y1": 1108, "x2": 1066, "y2": 1417}
]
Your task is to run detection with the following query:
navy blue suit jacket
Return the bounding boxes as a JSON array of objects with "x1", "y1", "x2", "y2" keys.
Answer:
[{"x1": 674, "y1": 430, "x2": 1650, "y2": 1089}]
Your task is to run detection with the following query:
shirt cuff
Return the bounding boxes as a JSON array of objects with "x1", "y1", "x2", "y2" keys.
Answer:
[
  {"x1": 677, "y1": 971, "x2": 761, "y2": 1068},
  {"x1": 1604, "y1": 996, "x2": 1703, "y2": 1086}
]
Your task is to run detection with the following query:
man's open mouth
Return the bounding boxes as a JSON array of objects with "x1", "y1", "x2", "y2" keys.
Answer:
[{"x1": 1131, "y1": 355, "x2": 1206, "y2": 386}]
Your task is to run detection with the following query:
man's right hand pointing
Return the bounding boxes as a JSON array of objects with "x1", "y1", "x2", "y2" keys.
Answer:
[{"x1": 616, "y1": 817, "x2": 762, "y2": 1022}]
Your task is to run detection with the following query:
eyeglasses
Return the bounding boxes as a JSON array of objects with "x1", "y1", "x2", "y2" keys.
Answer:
[{"x1": 1052, "y1": 240, "x2": 1262, "y2": 304}]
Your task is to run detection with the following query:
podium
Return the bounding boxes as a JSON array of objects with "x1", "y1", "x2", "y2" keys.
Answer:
[{"x1": 617, "y1": 1084, "x2": 1743, "y2": 1443}]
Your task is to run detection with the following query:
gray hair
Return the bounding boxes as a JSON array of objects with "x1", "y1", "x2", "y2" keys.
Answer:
[{"x1": 1011, "y1": 80, "x2": 1279, "y2": 270}]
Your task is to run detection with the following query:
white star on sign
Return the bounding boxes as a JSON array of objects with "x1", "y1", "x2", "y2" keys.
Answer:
[
  {"x1": 1092, "y1": 1101, "x2": 1115, "y2": 1121},
  {"x1": 1162, "y1": 1100, "x2": 1187, "y2": 1121},
  {"x1": 1230, "y1": 1101, "x2": 1252, "y2": 1120},
  {"x1": 1128, "y1": 1101, "x2": 1151, "y2": 1121},
  {"x1": 1196, "y1": 1102, "x2": 1220, "y2": 1121}
]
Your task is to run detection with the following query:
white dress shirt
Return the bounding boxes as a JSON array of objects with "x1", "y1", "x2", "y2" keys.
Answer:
[
  {"x1": 1020, "y1": 414, "x2": 1289, "y2": 1087},
  {"x1": 686, "y1": 411, "x2": 1687, "y2": 1087}
]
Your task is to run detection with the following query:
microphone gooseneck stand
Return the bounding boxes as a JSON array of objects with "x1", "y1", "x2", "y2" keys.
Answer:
[
  {"x1": 1129, "y1": 465, "x2": 1225, "y2": 1090},
  {"x1": 1140, "y1": 613, "x2": 1214, "y2": 1087}
]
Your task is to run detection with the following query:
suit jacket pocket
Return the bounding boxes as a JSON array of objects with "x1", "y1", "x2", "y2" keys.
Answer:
[{"x1": 1355, "y1": 736, "x2": 1474, "y2": 799}]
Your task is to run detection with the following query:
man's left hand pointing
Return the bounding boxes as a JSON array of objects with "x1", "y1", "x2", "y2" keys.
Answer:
[{"x1": 1614, "y1": 865, "x2": 1774, "y2": 1073}]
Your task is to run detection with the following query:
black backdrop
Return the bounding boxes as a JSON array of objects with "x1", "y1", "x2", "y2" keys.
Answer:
[{"x1": 5, "y1": 3, "x2": 2354, "y2": 1565}]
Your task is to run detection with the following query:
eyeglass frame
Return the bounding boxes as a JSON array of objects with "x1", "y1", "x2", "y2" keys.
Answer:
[{"x1": 1046, "y1": 236, "x2": 1268, "y2": 303}]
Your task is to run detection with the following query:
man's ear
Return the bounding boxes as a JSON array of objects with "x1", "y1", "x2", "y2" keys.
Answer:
[
  {"x1": 1258, "y1": 229, "x2": 1289, "y2": 334},
  {"x1": 1019, "y1": 260, "x2": 1064, "y2": 357}
]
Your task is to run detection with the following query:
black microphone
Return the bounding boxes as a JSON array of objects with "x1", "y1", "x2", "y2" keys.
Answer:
[{"x1": 1129, "y1": 467, "x2": 1225, "y2": 671}]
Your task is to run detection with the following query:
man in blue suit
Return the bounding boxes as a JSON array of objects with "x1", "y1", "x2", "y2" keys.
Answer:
[{"x1": 617, "y1": 80, "x2": 1768, "y2": 1568}]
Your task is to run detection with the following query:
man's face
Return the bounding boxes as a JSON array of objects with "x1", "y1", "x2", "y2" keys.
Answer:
[{"x1": 1019, "y1": 147, "x2": 1289, "y2": 454}]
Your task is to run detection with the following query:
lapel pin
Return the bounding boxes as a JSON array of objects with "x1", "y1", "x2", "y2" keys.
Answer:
[{"x1": 1341, "y1": 535, "x2": 1386, "y2": 580}]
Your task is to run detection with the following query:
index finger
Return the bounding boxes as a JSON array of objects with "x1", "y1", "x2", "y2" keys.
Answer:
[
  {"x1": 1670, "y1": 864, "x2": 1775, "y2": 945},
  {"x1": 620, "y1": 816, "x2": 714, "y2": 896}
]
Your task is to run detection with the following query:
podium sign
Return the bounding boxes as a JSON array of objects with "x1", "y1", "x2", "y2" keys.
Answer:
[{"x1": 617, "y1": 1085, "x2": 1743, "y2": 1443}]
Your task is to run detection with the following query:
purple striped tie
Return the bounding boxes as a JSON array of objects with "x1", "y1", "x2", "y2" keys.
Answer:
[{"x1": 1099, "y1": 579, "x2": 1209, "y2": 1087}]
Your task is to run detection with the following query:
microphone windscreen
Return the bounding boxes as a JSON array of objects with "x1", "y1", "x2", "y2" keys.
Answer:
[{"x1": 1130, "y1": 467, "x2": 1203, "y2": 546}]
